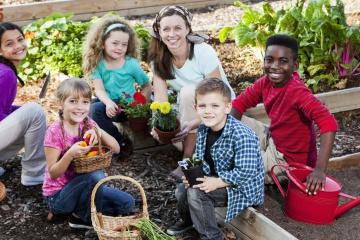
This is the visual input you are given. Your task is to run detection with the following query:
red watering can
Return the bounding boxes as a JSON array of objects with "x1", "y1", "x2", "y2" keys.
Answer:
[{"x1": 270, "y1": 163, "x2": 360, "y2": 224}]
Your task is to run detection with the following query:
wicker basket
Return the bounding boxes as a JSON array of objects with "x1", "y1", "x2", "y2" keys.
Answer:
[
  {"x1": 0, "y1": 181, "x2": 6, "y2": 202},
  {"x1": 91, "y1": 176, "x2": 149, "y2": 240},
  {"x1": 72, "y1": 128, "x2": 113, "y2": 173}
]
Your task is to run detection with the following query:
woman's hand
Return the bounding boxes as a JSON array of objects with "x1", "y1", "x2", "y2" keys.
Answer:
[
  {"x1": 67, "y1": 142, "x2": 91, "y2": 159},
  {"x1": 105, "y1": 100, "x2": 118, "y2": 118}
]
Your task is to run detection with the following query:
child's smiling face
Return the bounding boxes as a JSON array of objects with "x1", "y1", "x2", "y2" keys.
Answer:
[
  {"x1": 61, "y1": 95, "x2": 91, "y2": 125},
  {"x1": 103, "y1": 30, "x2": 129, "y2": 61},
  {"x1": 0, "y1": 29, "x2": 27, "y2": 66},
  {"x1": 195, "y1": 92, "x2": 231, "y2": 131},
  {"x1": 263, "y1": 45, "x2": 298, "y2": 87}
]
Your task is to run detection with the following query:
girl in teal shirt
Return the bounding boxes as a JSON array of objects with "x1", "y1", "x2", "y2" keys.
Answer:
[{"x1": 83, "y1": 16, "x2": 151, "y2": 159}]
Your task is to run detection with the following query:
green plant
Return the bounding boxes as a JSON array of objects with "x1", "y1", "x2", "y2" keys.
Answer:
[
  {"x1": 20, "y1": 13, "x2": 91, "y2": 82},
  {"x1": 178, "y1": 153, "x2": 202, "y2": 170},
  {"x1": 150, "y1": 101, "x2": 178, "y2": 132},
  {"x1": 135, "y1": 218, "x2": 175, "y2": 240},
  {"x1": 219, "y1": 0, "x2": 360, "y2": 92},
  {"x1": 124, "y1": 103, "x2": 150, "y2": 118},
  {"x1": 134, "y1": 23, "x2": 151, "y2": 61}
]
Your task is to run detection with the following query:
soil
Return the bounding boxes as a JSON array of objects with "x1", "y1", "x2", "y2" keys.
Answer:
[
  {"x1": 260, "y1": 166, "x2": 360, "y2": 240},
  {"x1": 0, "y1": 1, "x2": 360, "y2": 240}
]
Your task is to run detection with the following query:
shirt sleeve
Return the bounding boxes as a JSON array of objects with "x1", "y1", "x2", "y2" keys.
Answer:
[
  {"x1": 0, "y1": 69, "x2": 17, "y2": 121},
  {"x1": 196, "y1": 43, "x2": 222, "y2": 75},
  {"x1": 130, "y1": 58, "x2": 149, "y2": 86},
  {"x1": 44, "y1": 123, "x2": 64, "y2": 152},
  {"x1": 232, "y1": 77, "x2": 264, "y2": 114},
  {"x1": 296, "y1": 87, "x2": 338, "y2": 134},
  {"x1": 218, "y1": 132, "x2": 262, "y2": 186}
]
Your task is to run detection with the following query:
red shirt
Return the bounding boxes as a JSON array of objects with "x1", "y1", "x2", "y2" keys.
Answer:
[{"x1": 232, "y1": 72, "x2": 338, "y2": 167}]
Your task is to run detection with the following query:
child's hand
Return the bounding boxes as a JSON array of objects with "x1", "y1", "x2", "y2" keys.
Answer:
[
  {"x1": 306, "y1": 169, "x2": 326, "y2": 195},
  {"x1": 68, "y1": 142, "x2": 91, "y2": 159},
  {"x1": 105, "y1": 101, "x2": 119, "y2": 118},
  {"x1": 83, "y1": 129, "x2": 98, "y2": 146},
  {"x1": 182, "y1": 176, "x2": 189, "y2": 189},
  {"x1": 193, "y1": 176, "x2": 226, "y2": 193}
]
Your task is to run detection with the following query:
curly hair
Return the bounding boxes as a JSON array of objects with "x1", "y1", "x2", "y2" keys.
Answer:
[{"x1": 82, "y1": 15, "x2": 139, "y2": 78}]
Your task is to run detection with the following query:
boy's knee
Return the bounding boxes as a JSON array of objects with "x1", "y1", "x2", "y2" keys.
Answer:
[
  {"x1": 175, "y1": 183, "x2": 187, "y2": 201},
  {"x1": 187, "y1": 188, "x2": 203, "y2": 203}
]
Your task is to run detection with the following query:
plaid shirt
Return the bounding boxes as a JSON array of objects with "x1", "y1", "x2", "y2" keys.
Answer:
[{"x1": 196, "y1": 115, "x2": 264, "y2": 222}]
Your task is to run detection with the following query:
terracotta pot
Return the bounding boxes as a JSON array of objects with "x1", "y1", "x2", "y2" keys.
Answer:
[
  {"x1": 128, "y1": 117, "x2": 149, "y2": 133},
  {"x1": 154, "y1": 121, "x2": 180, "y2": 144},
  {"x1": 183, "y1": 165, "x2": 204, "y2": 187}
]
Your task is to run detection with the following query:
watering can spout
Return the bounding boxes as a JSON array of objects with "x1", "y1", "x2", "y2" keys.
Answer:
[{"x1": 335, "y1": 193, "x2": 360, "y2": 218}]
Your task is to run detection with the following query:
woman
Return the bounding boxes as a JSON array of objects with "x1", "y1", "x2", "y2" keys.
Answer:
[
  {"x1": 0, "y1": 22, "x2": 46, "y2": 186},
  {"x1": 149, "y1": 5, "x2": 235, "y2": 181}
]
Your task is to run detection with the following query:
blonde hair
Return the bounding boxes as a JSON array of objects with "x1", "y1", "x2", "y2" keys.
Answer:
[
  {"x1": 82, "y1": 15, "x2": 139, "y2": 78},
  {"x1": 57, "y1": 77, "x2": 92, "y2": 104}
]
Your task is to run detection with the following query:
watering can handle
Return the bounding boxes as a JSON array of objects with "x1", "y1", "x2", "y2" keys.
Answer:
[
  {"x1": 286, "y1": 163, "x2": 314, "y2": 194},
  {"x1": 270, "y1": 164, "x2": 288, "y2": 198},
  {"x1": 288, "y1": 162, "x2": 314, "y2": 171}
]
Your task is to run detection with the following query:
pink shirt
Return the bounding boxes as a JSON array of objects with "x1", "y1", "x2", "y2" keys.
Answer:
[{"x1": 42, "y1": 118, "x2": 96, "y2": 196}]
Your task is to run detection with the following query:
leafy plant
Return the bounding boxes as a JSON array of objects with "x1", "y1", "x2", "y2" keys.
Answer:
[
  {"x1": 124, "y1": 103, "x2": 150, "y2": 119},
  {"x1": 20, "y1": 13, "x2": 90, "y2": 82},
  {"x1": 134, "y1": 23, "x2": 151, "y2": 61},
  {"x1": 150, "y1": 101, "x2": 178, "y2": 132},
  {"x1": 178, "y1": 153, "x2": 202, "y2": 170},
  {"x1": 135, "y1": 218, "x2": 175, "y2": 240},
  {"x1": 219, "y1": 0, "x2": 360, "y2": 92}
]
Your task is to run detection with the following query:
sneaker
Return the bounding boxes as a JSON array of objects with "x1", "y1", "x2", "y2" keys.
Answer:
[
  {"x1": 21, "y1": 174, "x2": 44, "y2": 186},
  {"x1": 166, "y1": 222, "x2": 193, "y2": 236},
  {"x1": 68, "y1": 215, "x2": 93, "y2": 229},
  {"x1": 0, "y1": 167, "x2": 5, "y2": 176}
]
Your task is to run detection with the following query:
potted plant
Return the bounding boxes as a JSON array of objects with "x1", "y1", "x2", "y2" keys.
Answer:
[
  {"x1": 125, "y1": 102, "x2": 151, "y2": 133},
  {"x1": 178, "y1": 154, "x2": 204, "y2": 187},
  {"x1": 150, "y1": 101, "x2": 180, "y2": 144}
]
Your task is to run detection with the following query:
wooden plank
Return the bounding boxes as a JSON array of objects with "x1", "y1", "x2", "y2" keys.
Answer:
[
  {"x1": 246, "y1": 87, "x2": 360, "y2": 124},
  {"x1": 328, "y1": 152, "x2": 360, "y2": 170},
  {"x1": 216, "y1": 207, "x2": 298, "y2": 240},
  {"x1": 2, "y1": 0, "x2": 234, "y2": 25}
]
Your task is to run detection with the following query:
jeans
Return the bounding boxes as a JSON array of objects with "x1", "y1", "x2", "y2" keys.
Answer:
[
  {"x1": 45, "y1": 170, "x2": 135, "y2": 224},
  {"x1": 175, "y1": 183, "x2": 228, "y2": 240},
  {"x1": 89, "y1": 99, "x2": 127, "y2": 146}
]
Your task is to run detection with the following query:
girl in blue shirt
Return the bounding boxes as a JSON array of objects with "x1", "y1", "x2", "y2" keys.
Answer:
[{"x1": 83, "y1": 16, "x2": 151, "y2": 159}]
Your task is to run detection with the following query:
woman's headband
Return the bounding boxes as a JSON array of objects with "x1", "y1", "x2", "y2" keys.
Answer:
[{"x1": 104, "y1": 23, "x2": 126, "y2": 35}]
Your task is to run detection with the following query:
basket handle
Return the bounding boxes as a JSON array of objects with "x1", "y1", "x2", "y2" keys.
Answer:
[
  {"x1": 90, "y1": 175, "x2": 149, "y2": 219},
  {"x1": 92, "y1": 126, "x2": 104, "y2": 154}
]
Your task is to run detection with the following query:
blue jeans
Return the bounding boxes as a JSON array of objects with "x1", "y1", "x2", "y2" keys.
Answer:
[
  {"x1": 89, "y1": 99, "x2": 127, "y2": 146},
  {"x1": 175, "y1": 183, "x2": 227, "y2": 240},
  {"x1": 45, "y1": 170, "x2": 135, "y2": 224}
]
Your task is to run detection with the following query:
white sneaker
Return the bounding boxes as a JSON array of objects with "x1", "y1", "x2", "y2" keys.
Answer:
[
  {"x1": 0, "y1": 167, "x2": 5, "y2": 176},
  {"x1": 21, "y1": 174, "x2": 44, "y2": 186}
]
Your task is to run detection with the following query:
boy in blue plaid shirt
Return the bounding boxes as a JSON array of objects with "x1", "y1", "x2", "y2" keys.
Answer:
[{"x1": 167, "y1": 78, "x2": 264, "y2": 239}]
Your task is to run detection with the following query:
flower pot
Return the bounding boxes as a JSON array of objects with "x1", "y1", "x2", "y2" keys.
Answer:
[
  {"x1": 128, "y1": 117, "x2": 149, "y2": 133},
  {"x1": 183, "y1": 165, "x2": 204, "y2": 187},
  {"x1": 154, "y1": 122, "x2": 180, "y2": 144}
]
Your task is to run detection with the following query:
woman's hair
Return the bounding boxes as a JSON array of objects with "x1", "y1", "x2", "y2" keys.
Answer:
[
  {"x1": 82, "y1": 16, "x2": 139, "y2": 78},
  {"x1": 148, "y1": 6, "x2": 195, "y2": 80},
  {"x1": 56, "y1": 78, "x2": 92, "y2": 120},
  {"x1": 195, "y1": 77, "x2": 232, "y2": 103},
  {"x1": 0, "y1": 22, "x2": 25, "y2": 86}
]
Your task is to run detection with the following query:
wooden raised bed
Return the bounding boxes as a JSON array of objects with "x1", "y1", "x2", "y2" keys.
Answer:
[{"x1": 1, "y1": 0, "x2": 234, "y2": 26}]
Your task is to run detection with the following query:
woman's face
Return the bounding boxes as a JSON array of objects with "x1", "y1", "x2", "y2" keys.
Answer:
[
  {"x1": 0, "y1": 29, "x2": 27, "y2": 66},
  {"x1": 159, "y1": 14, "x2": 190, "y2": 52}
]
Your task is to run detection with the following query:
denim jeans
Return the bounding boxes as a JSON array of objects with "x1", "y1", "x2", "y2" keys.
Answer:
[
  {"x1": 45, "y1": 170, "x2": 135, "y2": 224},
  {"x1": 89, "y1": 99, "x2": 127, "y2": 146},
  {"x1": 175, "y1": 183, "x2": 228, "y2": 240}
]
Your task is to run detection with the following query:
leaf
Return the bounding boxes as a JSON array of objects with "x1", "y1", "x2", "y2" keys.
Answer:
[
  {"x1": 307, "y1": 64, "x2": 327, "y2": 76},
  {"x1": 218, "y1": 26, "x2": 234, "y2": 43}
]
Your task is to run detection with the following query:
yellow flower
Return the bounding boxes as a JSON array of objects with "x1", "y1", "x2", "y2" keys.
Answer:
[
  {"x1": 150, "y1": 101, "x2": 161, "y2": 111},
  {"x1": 160, "y1": 102, "x2": 171, "y2": 114}
]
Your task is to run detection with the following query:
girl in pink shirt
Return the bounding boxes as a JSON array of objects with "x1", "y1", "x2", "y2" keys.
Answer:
[{"x1": 43, "y1": 78, "x2": 134, "y2": 229}]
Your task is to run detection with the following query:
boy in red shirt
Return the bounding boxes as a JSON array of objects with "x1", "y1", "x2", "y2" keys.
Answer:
[{"x1": 231, "y1": 34, "x2": 338, "y2": 195}]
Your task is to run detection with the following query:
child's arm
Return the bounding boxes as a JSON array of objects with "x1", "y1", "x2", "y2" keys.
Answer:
[
  {"x1": 93, "y1": 79, "x2": 118, "y2": 118},
  {"x1": 45, "y1": 143, "x2": 90, "y2": 179},
  {"x1": 306, "y1": 131, "x2": 335, "y2": 194}
]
